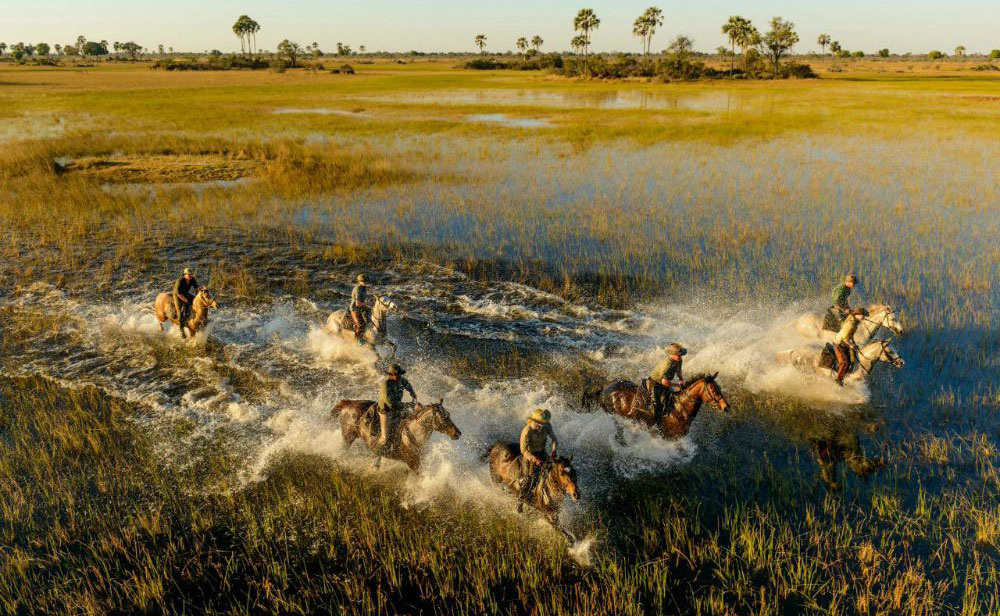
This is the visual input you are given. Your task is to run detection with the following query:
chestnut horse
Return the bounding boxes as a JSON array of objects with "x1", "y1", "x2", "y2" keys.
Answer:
[
  {"x1": 486, "y1": 443, "x2": 580, "y2": 542},
  {"x1": 331, "y1": 399, "x2": 460, "y2": 472},
  {"x1": 583, "y1": 373, "x2": 731, "y2": 438}
]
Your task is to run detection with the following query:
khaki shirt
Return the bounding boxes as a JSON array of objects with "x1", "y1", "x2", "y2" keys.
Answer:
[
  {"x1": 835, "y1": 317, "x2": 859, "y2": 346},
  {"x1": 378, "y1": 376, "x2": 415, "y2": 413},
  {"x1": 520, "y1": 423, "x2": 557, "y2": 460},
  {"x1": 651, "y1": 357, "x2": 683, "y2": 383},
  {"x1": 351, "y1": 283, "x2": 368, "y2": 309}
]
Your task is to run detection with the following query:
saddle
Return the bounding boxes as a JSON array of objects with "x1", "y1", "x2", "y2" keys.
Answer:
[
  {"x1": 361, "y1": 402, "x2": 410, "y2": 443},
  {"x1": 342, "y1": 308, "x2": 371, "y2": 333},
  {"x1": 632, "y1": 379, "x2": 656, "y2": 423},
  {"x1": 819, "y1": 343, "x2": 853, "y2": 372}
]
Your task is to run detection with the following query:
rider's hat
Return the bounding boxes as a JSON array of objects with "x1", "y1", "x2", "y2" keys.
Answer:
[
  {"x1": 666, "y1": 343, "x2": 687, "y2": 357},
  {"x1": 529, "y1": 408, "x2": 551, "y2": 425},
  {"x1": 386, "y1": 363, "x2": 405, "y2": 376},
  {"x1": 356, "y1": 274, "x2": 366, "y2": 283},
  {"x1": 183, "y1": 267, "x2": 193, "y2": 275}
]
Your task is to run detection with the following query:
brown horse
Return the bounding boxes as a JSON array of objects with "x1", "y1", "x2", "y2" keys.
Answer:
[
  {"x1": 154, "y1": 288, "x2": 219, "y2": 338},
  {"x1": 486, "y1": 443, "x2": 580, "y2": 542},
  {"x1": 584, "y1": 373, "x2": 731, "y2": 438},
  {"x1": 331, "y1": 398, "x2": 461, "y2": 472}
]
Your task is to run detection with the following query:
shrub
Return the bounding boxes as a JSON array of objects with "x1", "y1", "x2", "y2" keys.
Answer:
[
  {"x1": 991, "y1": 50, "x2": 1000, "y2": 59},
  {"x1": 878, "y1": 49, "x2": 890, "y2": 58},
  {"x1": 464, "y1": 58, "x2": 507, "y2": 70},
  {"x1": 270, "y1": 59, "x2": 287, "y2": 73},
  {"x1": 780, "y1": 62, "x2": 818, "y2": 79},
  {"x1": 928, "y1": 50, "x2": 945, "y2": 60},
  {"x1": 835, "y1": 49, "x2": 851, "y2": 58},
  {"x1": 852, "y1": 51, "x2": 865, "y2": 58},
  {"x1": 340, "y1": 64, "x2": 355, "y2": 74}
]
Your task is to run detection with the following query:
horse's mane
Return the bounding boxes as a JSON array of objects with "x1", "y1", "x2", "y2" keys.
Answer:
[{"x1": 683, "y1": 373, "x2": 715, "y2": 386}]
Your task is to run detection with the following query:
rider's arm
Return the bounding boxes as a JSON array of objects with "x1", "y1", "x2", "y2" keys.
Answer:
[
  {"x1": 404, "y1": 379, "x2": 417, "y2": 402},
  {"x1": 546, "y1": 425, "x2": 558, "y2": 456},
  {"x1": 173, "y1": 278, "x2": 187, "y2": 303}
]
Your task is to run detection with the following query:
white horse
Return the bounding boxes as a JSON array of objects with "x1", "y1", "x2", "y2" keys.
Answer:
[
  {"x1": 795, "y1": 303, "x2": 903, "y2": 345},
  {"x1": 326, "y1": 295, "x2": 398, "y2": 353},
  {"x1": 776, "y1": 339, "x2": 905, "y2": 384}
]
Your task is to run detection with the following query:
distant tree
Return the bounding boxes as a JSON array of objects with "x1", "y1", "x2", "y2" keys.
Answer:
[
  {"x1": 852, "y1": 50, "x2": 864, "y2": 58},
  {"x1": 168, "y1": 46, "x2": 173, "y2": 54},
  {"x1": 0, "y1": 43, "x2": 7, "y2": 56},
  {"x1": 210, "y1": 49, "x2": 223, "y2": 57},
  {"x1": 991, "y1": 49, "x2": 1000, "y2": 59},
  {"x1": 233, "y1": 15, "x2": 259, "y2": 56},
  {"x1": 76, "y1": 35, "x2": 87, "y2": 56},
  {"x1": 666, "y1": 35, "x2": 694, "y2": 59},
  {"x1": 830, "y1": 41, "x2": 841, "y2": 54},
  {"x1": 36, "y1": 42, "x2": 50, "y2": 56},
  {"x1": 100, "y1": 40, "x2": 108, "y2": 54},
  {"x1": 277, "y1": 39, "x2": 302, "y2": 67},
  {"x1": 835, "y1": 49, "x2": 851, "y2": 58},
  {"x1": 359, "y1": 45, "x2": 367, "y2": 54},
  {"x1": 112, "y1": 42, "x2": 119, "y2": 57},
  {"x1": 247, "y1": 18, "x2": 261, "y2": 56},
  {"x1": 723, "y1": 15, "x2": 752, "y2": 74},
  {"x1": 158, "y1": 44, "x2": 165, "y2": 56},
  {"x1": 761, "y1": 16, "x2": 799, "y2": 77},
  {"x1": 82, "y1": 41, "x2": 108, "y2": 56},
  {"x1": 119, "y1": 41, "x2": 144, "y2": 61},
  {"x1": 954, "y1": 45, "x2": 966, "y2": 58},
  {"x1": 878, "y1": 48, "x2": 890, "y2": 58},
  {"x1": 336, "y1": 42, "x2": 352, "y2": 56},
  {"x1": 474, "y1": 34, "x2": 487, "y2": 54},
  {"x1": 311, "y1": 43, "x2": 324, "y2": 57},
  {"x1": 55, "y1": 44, "x2": 62, "y2": 56},
  {"x1": 716, "y1": 46, "x2": 733, "y2": 58},
  {"x1": 516, "y1": 37, "x2": 529, "y2": 59},
  {"x1": 928, "y1": 50, "x2": 944, "y2": 60},
  {"x1": 571, "y1": 34, "x2": 588, "y2": 55},
  {"x1": 11, "y1": 42, "x2": 26, "y2": 60},
  {"x1": 573, "y1": 8, "x2": 600, "y2": 73},
  {"x1": 817, "y1": 34, "x2": 831, "y2": 55},
  {"x1": 531, "y1": 36, "x2": 543, "y2": 53},
  {"x1": 633, "y1": 7, "x2": 663, "y2": 61}
]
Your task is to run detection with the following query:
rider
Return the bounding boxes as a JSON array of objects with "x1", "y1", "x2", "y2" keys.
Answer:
[
  {"x1": 172, "y1": 267, "x2": 200, "y2": 339},
  {"x1": 649, "y1": 343, "x2": 686, "y2": 421},
  {"x1": 834, "y1": 308, "x2": 868, "y2": 386},
  {"x1": 828, "y1": 273, "x2": 858, "y2": 327},
  {"x1": 518, "y1": 408, "x2": 559, "y2": 508},
  {"x1": 377, "y1": 363, "x2": 418, "y2": 452},
  {"x1": 350, "y1": 274, "x2": 370, "y2": 344}
]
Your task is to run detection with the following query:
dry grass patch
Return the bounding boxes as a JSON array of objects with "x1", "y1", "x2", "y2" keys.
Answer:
[{"x1": 56, "y1": 153, "x2": 260, "y2": 183}]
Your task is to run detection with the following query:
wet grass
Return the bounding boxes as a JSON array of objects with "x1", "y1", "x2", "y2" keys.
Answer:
[{"x1": 0, "y1": 63, "x2": 998, "y2": 614}]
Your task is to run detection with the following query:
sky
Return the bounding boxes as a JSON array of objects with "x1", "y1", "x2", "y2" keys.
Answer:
[{"x1": 4, "y1": 0, "x2": 999, "y2": 55}]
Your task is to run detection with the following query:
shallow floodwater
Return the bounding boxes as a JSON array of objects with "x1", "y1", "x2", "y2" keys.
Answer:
[
  {"x1": 361, "y1": 88, "x2": 750, "y2": 112},
  {"x1": 466, "y1": 113, "x2": 551, "y2": 128}
]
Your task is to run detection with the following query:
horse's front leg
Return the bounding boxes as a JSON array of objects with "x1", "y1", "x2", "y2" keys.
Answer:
[{"x1": 550, "y1": 514, "x2": 576, "y2": 544}]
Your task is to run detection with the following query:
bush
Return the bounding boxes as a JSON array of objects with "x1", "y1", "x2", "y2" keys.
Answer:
[
  {"x1": 991, "y1": 50, "x2": 1000, "y2": 59},
  {"x1": 928, "y1": 50, "x2": 945, "y2": 60},
  {"x1": 269, "y1": 60, "x2": 287, "y2": 73},
  {"x1": 971, "y1": 64, "x2": 999, "y2": 72},
  {"x1": 340, "y1": 64, "x2": 355, "y2": 74},
  {"x1": 835, "y1": 49, "x2": 851, "y2": 58},
  {"x1": 852, "y1": 51, "x2": 865, "y2": 58},
  {"x1": 780, "y1": 62, "x2": 818, "y2": 79},
  {"x1": 878, "y1": 49, "x2": 890, "y2": 58},
  {"x1": 464, "y1": 58, "x2": 508, "y2": 70}
]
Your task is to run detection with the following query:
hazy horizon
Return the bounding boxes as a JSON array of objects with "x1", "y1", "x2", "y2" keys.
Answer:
[{"x1": 4, "y1": 0, "x2": 999, "y2": 56}]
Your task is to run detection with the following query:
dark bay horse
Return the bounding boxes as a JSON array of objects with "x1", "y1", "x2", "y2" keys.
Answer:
[
  {"x1": 331, "y1": 399, "x2": 461, "y2": 472},
  {"x1": 486, "y1": 442, "x2": 580, "y2": 542},
  {"x1": 584, "y1": 373, "x2": 731, "y2": 438}
]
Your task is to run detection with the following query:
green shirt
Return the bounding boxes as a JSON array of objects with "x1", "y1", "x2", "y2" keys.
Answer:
[
  {"x1": 831, "y1": 284, "x2": 852, "y2": 310},
  {"x1": 378, "y1": 376, "x2": 415, "y2": 412},
  {"x1": 520, "y1": 423, "x2": 557, "y2": 458},
  {"x1": 651, "y1": 357, "x2": 683, "y2": 382},
  {"x1": 834, "y1": 318, "x2": 859, "y2": 346},
  {"x1": 351, "y1": 283, "x2": 368, "y2": 309}
]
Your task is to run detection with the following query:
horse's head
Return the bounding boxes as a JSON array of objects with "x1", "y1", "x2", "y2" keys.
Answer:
[
  {"x1": 686, "y1": 373, "x2": 731, "y2": 413},
  {"x1": 549, "y1": 455, "x2": 580, "y2": 502},
  {"x1": 417, "y1": 398, "x2": 461, "y2": 440},
  {"x1": 198, "y1": 288, "x2": 219, "y2": 310},
  {"x1": 870, "y1": 304, "x2": 903, "y2": 335},
  {"x1": 878, "y1": 341, "x2": 905, "y2": 368},
  {"x1": 378, "y1": 296, "x2": 398, "y2": 312}
]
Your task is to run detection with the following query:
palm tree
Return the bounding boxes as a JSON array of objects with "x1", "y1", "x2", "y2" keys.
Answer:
[
  {"x1": 573, "y1": 8, "x2": 600, "y2": 74},
  {"x1": 531, "y1": 36, "x2": 543, "y2": 53},
  {"x1": 722, "y1": 15, "x2": 751, "y2": 75},
  {"x1": 0, "y1": 43, "x2": 7, "y2": 56},
  {"x1": 571, "y1": 35, "x2": 588, "y2": 55},
  {"x1": 516, "y1": 37, "x2": 529, "y2": 60},
  {"x1": 734, "y1": 22, "x2": 759, "y2": 71},
  {"x1": 632, "y1": 7, "x2": 663, "y2": 61},
  {"x1": 233, "y1": 17, "x2": 247, "y2": 56},
  {"x1": 817, "y1": 34, "x2": 831, "y2": 55},
  {"x1": 954, "y1": 45, "x2": 966, "y2": 58},
  {"x1": 246, "y1": 18, "x2": 261, "y2": 57},
  {"x1": 474, "y1": 34, "x2": 487, "y2": 54}
]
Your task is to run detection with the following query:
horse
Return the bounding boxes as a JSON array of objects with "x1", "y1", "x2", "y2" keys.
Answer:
[
  {"x1": 330, "y1": 398, "x2": 460, "y2": 472},
  {"x1": 327, "y1": 295, "x2": 397, "y2": 354},
  {"x1": 795, "y1": 303, "x2": 903, "y2": 345},
  {"x1": 486, "y1": 443, "x2": 580, "y2": 542},
  {"x1": 154, "y1": 288, "x2": 219, "y2": 338},
  {"x1": 583, "y1": 373, "x2": 731, "y2": 439},
  {"x1": 776, "y1": 338, "x2": 904, "y2": 383}
]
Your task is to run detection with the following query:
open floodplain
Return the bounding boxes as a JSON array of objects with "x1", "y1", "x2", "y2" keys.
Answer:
[{"x1": 0, "y1": 62, "x2": 998, "y2": 615}]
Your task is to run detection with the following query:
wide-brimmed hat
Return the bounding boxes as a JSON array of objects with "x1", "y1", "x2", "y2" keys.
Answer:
[
  {"x1": 666, "y1": 343, "x2": 687, "y2": 356},
  {"x1": 356, "y1": 274, "x2": 366, "y2": 283},
  {"x1": 529, "y1": 408, "x2": 551, "y2": 425},
  {"x1": 183, "y1": 267, "x2": 193, "y2": 275},
  {"x1": 386, "y1": 363, "x2": 405, "y2": 376}
]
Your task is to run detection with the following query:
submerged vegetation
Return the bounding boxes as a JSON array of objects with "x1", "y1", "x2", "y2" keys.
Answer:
[{"x1": 0, "y1": 63, "x2": 998, "y2": 614}]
